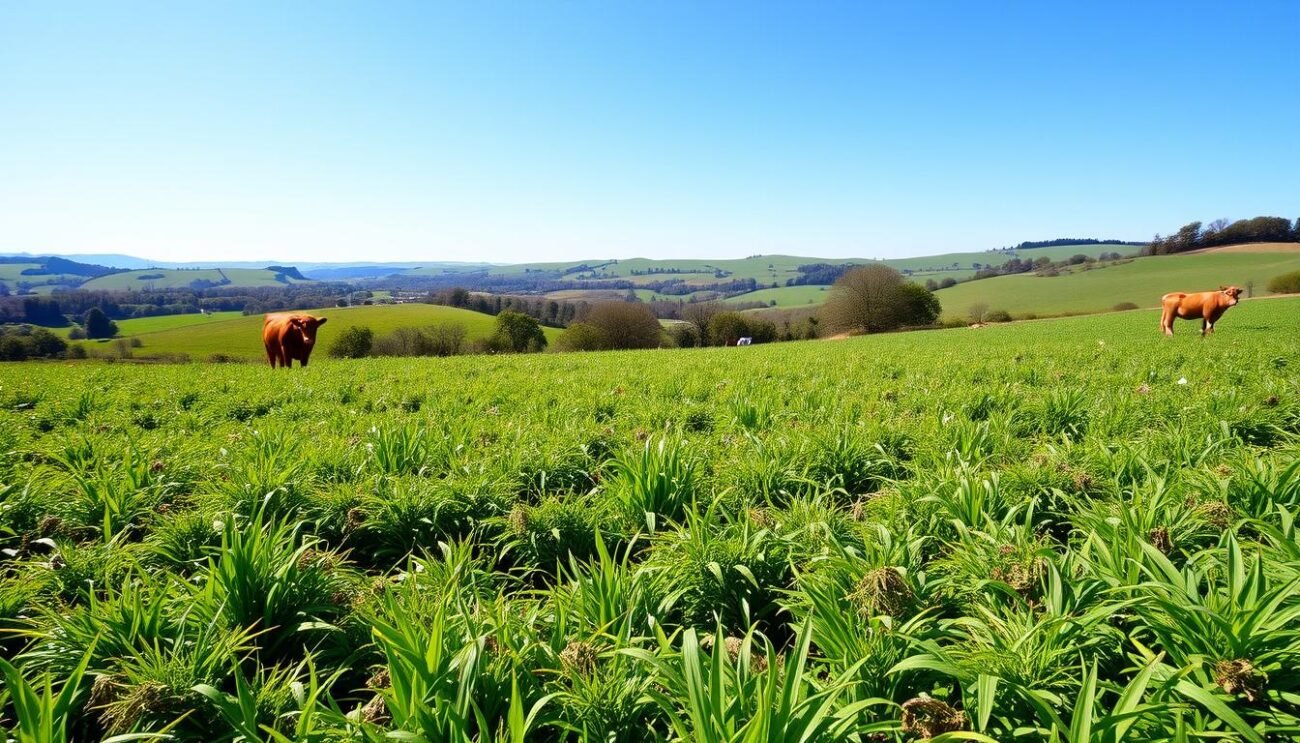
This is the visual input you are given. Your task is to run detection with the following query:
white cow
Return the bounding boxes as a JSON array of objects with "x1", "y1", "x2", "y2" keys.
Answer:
[{"x1": 736, "y1": 337, "x2": 753, "y2": 346}]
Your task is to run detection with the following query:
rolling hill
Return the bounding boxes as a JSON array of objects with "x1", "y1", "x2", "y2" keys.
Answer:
[
  {"x1": 932, "y1": 244, "x2": 1300, "y2": 320},
  {"x1": 79, "y1": 267, "x2": 312, "y2": 291}
]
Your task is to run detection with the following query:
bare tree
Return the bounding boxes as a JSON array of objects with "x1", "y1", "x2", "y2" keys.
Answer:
[
  {"x1": 579, "y1": 302, "x2": 664, "y2": 349},
  {"x1": 821, "y1": 264, "x2": 940, "y2": 334},
  {"x1": 679, "y1": 302, "x2": 723, "y2": 346},
  {"x1": 968, "y1": 303, "x2": 989, "y2": 324}
]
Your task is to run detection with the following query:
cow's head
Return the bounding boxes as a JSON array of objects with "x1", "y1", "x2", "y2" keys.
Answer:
[
  {"x1": 289, "y1": 315, "x2": 327, "y2": 347},
  {"x1": 1219, "y1": 286, "x2": 1243, "y2": 305}
]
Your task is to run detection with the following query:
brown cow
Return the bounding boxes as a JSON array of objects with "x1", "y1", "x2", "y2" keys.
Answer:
[
  {"x1": 263, "y1": 313, "x2": 327, "y2": 368},
  {"x1": 1159, "y1": 286, "x2": 1242, "y2": 337}
]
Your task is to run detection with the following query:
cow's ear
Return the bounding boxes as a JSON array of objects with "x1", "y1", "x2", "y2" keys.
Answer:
[
  {"x1": 314, "y1": 317, "x2": 327, "y2": 326},
  {"x1": 1220, "y1": 285, "x2": 1228, "y2": 290}
]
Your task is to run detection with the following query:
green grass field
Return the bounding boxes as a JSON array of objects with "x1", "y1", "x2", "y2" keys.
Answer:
[
  {"x1": 2, "y1": 298, "x2": 1299, "y2": 740},
  {"x1": 80, "y1": 267, "x2": 312, "y2": 291},
  {"x1": 97, "y1": 303, "x2": 559, "y2": 360},
  {"x1": 722, "y1": 284, "x2": 830, "y2": 307},
  {"x1": 53, "y1": 311, "x2": 246, "y2": 339},
  {"x1": 933, "y1": 248, "x2": 1300, "y2": 320}
]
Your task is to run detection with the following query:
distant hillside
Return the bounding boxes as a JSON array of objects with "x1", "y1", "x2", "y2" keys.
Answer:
[
  {"x1": 932, "y1": 243, "x2": 1300, "y2": 320},
  {"x1": 79, "y1": 267, "x2": 313, "y2": 291},
  {"x1": 0, "y1": 255, "x2": 121, "y2": 294}
]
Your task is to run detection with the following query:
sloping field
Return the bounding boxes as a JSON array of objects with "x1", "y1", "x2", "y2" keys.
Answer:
[
  {"x1": 105, "y1": 303, "x2": 558, "y2": 360},
  {"x1": 1191, "y1": 241, "x2": 1300, "y2": 254},
  {"x1": 722, "y1": 284, "x2": 830, "y2": 307},
  {"x1": 933, "y1": 248, "x2": 1300, "y2": 319},
  {"x1": 1, "y1": 298, "x2": 1298, "y2": 739},
  {"x1": 54, "y1": 311, "x2": 245, "y2": 339},
  {"x1": 80, "y1": 267, "x2": 311, "y2": 291}
]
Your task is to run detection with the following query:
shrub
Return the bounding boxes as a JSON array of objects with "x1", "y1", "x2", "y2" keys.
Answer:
[
  {"x1": 667, "y1": 323, "x2": 701, "y2": 348},
  {"x1": 493, "y1": 311, "x2": 547, "y2": 352},
  {"x1": 1112, "y1": 301, "x2": 1140, "y2": 311},
  {"x1": 371, "y1": 323, "x2": 466, "y2": 357},
  {"x1": 985, "y1": 309, "x2": 1013, "y2": 323},
  {"x1": 821, "y1": 265, "x2": 941, "y2": 334},
  {"x1": 1266, "y1": 270, "x2": 1300, "y2": 294},
  {"x1": 573, "y1": 302, "x2": 664, "y2": 350},
  {"x1": 554, "y1": 322, "x2": 607, "y2": 352},
  {"x1": 83, "y1": 307, "x2": 118, "y2": 339},
  {"x1": 329, "y1": 325, "x2": 374, "y2": 358}
]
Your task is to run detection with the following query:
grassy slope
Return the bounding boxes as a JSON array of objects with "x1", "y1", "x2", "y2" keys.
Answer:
[
  {"x1": 933, "y1": 249, "x2": 1300, "y2": 319},
  {"x1": 80, "y1": 267, "x2": 311, "y2": 291},
  {"x1": 54, "y1": 311, "x2": 247, "y2": 339},
  {"x1": 722, "y1": 284, "x2": 830, "y2": 307},
  {"x1": 98, "y1": 304, "x2": 559, "y2": 360}
]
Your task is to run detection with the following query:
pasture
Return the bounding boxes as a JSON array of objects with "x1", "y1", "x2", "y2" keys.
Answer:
[
  {"x1": 79, "y1": 268, "x2": 312, "y2": 292},
  {"x1": 934, "y1": 249, "x2": 1300, "y2": 320},
  {"x1": 90, "y1": 304, "x2": 560, "y2": 361},
  {"x1": 1, "y1": 299, "x2": 1299, "y2": 740}
]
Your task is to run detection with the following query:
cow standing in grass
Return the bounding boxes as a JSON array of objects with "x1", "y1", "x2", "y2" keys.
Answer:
[
  {"x1": 263, "y1": 313, "x2": 327, "y2": 368},
  {"x1": 1159, "y1": 286, "x2": 1242, "y2": 337}
]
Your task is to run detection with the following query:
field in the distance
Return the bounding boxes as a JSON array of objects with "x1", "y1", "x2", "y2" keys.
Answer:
[
  {"x1": 933, "y1": 246, "x2": 1300, "y2": 320},
  {"x1": 80, "y1": 267, "x2": 313, "y2": 291},
  {"x1": 91, "y1": 304, "x2": 559, "y2": 360},
  {"x1": 1, "y1": 298, "x2": 1298, "y2": 740}
]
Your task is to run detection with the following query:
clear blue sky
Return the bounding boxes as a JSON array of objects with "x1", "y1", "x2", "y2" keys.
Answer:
[{"x1": 2, "y1": 1, "x2": 1296, "y2": 264}]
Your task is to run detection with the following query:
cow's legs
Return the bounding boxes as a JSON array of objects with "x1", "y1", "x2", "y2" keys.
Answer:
[{"x1": 266, "y1": 346, "x2": 278, "y2": 368}]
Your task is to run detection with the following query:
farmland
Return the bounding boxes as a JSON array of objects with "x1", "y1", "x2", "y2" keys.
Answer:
[
  {"x1": 933, "y1": 248, "x2": 1300, "y2": 320},
  {"x1": 2, "y1": 297, "x2": 1299, "y2": 740},
  {"x1": 80, "y1": 268, "x2": 313, "y2": 292},
  {"x1": 88, "y1": 304, "x2": 561, "y2": 361}
]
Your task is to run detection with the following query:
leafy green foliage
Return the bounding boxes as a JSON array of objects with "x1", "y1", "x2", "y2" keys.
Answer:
[{"x1": 1, "y1": 298, "x2": 1300, "y2": 740}]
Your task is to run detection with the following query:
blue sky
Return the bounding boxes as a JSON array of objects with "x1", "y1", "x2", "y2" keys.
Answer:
[{"x1": 2, "y1": 1, "x2": 1296, "y2": 264}]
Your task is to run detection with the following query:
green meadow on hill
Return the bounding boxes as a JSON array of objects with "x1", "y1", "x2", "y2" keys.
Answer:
[
  {"x1": 79, "y1": 267, "x2": 313, "y2": 291},
  {"x1": 1, "y1": 297, "x2": 1298, "y2": 740},
  {"x1": 933, "y1": 246, "x2": 1300, "y2": 320}
]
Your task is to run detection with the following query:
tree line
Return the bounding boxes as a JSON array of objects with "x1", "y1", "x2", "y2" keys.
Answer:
[
  {"x1": 1010, "y1": 238, "x2": 1143, "y2": 250},
  {"x1": 0, "y1": 284, "x2": 354, "y2": 328},
  {"x1": 1145, "y1": 216, "x2": 1300, "y2": 255}
]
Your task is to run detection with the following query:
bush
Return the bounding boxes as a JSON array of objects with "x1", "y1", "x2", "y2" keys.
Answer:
[
  {"x1": 83, "y1": 307, "x2": 118, "y2": 339},
  {"x1": 707, "y1": 312, "x2": 776, "y2": 346},
  {"x1": 985, "y1": 309, "x2": 1013, "y2": 323},
  {"x1": 493, "y1": 311, "x2": 546, "y2": 353},
  {"x1": 329, "y1": 325, "x2": 374, "y2": 358},
  {"x1": 1112, "y1": 302, "x2": 1140, "y2": 311},
  {"x1": 1267, "y1": 270, "x2": 1300, "y2": 294},
  {"x1": 67, "y1": 327, "x2": 87, "y2": 340},
  {"x1": 821, "y1": 265, "x2": 941, "y2": 334},
  {"x1": 371, "y1": 323, "x2": 466, "y2": 357},
  {"x1": 667, "y1": 323, "x2": 700, "y2": 348},
  {"x1": 572, "y1": 302, "x2": 663, "y2": 350},
  {"x1": 554, "y1": 322, "x2": 607, "y2": 352}
]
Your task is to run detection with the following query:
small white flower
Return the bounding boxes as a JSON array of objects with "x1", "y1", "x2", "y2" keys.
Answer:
[
  {"x1": 213, "y1": 519, "x2": 225, "y2": 531},
  {"x1": 1177, "y1": 377, "x2": 1188, "y2": 385}
]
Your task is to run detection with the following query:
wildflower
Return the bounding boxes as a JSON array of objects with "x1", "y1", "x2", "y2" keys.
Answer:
[{"x1": 1177, "y1": 377, "x2": 1188, "y2": 385}]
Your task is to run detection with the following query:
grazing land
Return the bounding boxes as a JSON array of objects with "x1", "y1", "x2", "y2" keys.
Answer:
[
  {"x1": 86, "y1": 304, "x2": 558, "y2": 361},
  {"x1": 2, "y1": 298, "x2": 1298, "y2": 740},
  {"x1": 79, "y1": 267, "x2": 313, "y2": 291},
  {"x1": 933, "y1": 249, "x2": 1300, "y2": 320}
]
